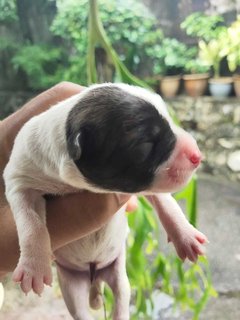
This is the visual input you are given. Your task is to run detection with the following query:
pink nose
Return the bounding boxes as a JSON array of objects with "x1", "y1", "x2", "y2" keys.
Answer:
[{"x1": 189, "y1": 153, "x2": 202, "y2": 166}]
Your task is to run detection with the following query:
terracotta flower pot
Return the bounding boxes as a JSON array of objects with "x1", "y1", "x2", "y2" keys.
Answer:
[
  {"x1": 160, "y1": 76, "x2": 181, "y2": 98},
  {"x1": 183, "y1": 73, "x2": 209, "y2": 97},
  {"x1": 209, "y1": 77, "x2": 233, "y2": 98},
  {"x1": 233, "y1": 75, "x2": 240, "y2": 97}
]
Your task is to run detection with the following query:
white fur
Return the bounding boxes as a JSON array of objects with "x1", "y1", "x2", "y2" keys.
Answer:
[{"x1": 55, "y1": 206, "x2": 128, "y2": 271}]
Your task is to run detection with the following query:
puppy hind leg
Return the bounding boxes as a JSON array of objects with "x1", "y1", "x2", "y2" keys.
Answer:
[
  {"x1": 99, "y1": 246, "x2": 130, "y2": 320},
  {"x1": 56, "y1": 264, "x2": 94, "y2": 320}
]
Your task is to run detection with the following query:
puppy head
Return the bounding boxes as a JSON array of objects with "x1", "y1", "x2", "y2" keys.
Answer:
[{"x1": 66, "y1": 83, "x2": 201, "y2": 193}]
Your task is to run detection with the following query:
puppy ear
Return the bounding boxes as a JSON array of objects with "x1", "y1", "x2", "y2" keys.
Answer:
[
  {"x1": 68, "y1": 131, "x2": 82, "y2": 161},
  {"x1": 67, "y1": 124, "x2": 98, "y2": 161},
  {"x1": 73, "y1": 132, "x2": 82, "y2": 159}
]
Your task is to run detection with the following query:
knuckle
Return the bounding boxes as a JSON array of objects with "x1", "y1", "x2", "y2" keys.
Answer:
[{"x1": 54, "y1": 81, "x2": 72, "y2": 90}]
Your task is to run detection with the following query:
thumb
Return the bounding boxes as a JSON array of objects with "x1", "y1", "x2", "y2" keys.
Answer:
[{"x1": 126, "y1": 196, "x2": 138, "y2": 213}]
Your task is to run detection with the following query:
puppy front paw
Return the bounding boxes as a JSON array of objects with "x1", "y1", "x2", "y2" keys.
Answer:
[
  {"x1": 13, "y1": 255, "x2": 52, "y2": 295},
  {"x1": 170, "y1": 224, "x2": 208, "y2": 262}
]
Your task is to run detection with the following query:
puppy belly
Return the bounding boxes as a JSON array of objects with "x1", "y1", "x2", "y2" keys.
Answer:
[{"x1": 54, "y1": 206, "x2": 128, "y2": 271}]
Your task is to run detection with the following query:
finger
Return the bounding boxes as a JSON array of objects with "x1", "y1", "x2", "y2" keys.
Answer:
[
  {"x1": 20, "y1": 273, "x2": 33, "y2": 295},
  {"x1": 43, "y1": 273, "x2": 52, "y2": 286},
  {"x1": 12, "y1": 268, "x2": 23, "y2": 283},
  {"x1": 192, "y1": 242, "x2": 206, "y2": 256},
  {"x1": 196, "y1": 232, "x2": 209, "y2": 244},
  {"x1": 126, "y1": 196, "x2": 138, "y2": 213},
  {"x1": 50, "y1": 81, "x2": 84, "y2": 99},
  {"x1": 187, "y1": 247, "x2": 198, "y2": 263},
  {"x1": 32, "y1": 277, "x2": 44, "y2": 296},
  {"x1": 174, "y1": 245, "x2": 186, "y2": 261},
  {"x1": 178, "y1": 252, "x2": 187, "y2": 262},
  {"x1": 115, "y1": 194, "x2": 131, "y2": 207}
]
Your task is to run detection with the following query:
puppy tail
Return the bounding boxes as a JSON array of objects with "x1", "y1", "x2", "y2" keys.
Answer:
[
  {"x1": 89, "y1": 280, "x2": 104, "y2": 310},
  {"x1": 89, "y1": 263, "x2": 103, "y2": 310}
]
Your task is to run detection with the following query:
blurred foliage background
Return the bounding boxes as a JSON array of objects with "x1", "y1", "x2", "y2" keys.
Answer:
[
  {"x1": 1, "y1": 0, "x2": 239, "y2": 92},
  {"x1": 2, "y1": 0, "x2": 239, "y2": 319}
]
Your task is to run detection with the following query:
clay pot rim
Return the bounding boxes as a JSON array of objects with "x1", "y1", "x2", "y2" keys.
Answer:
[
  {"x1": 209, "y1": 77, "x2": 233, "y2": 84},
  {"x1": 183, "y1": 73, "x2": 209, "y2": 80},
  {"x1": 160, "y1": 75, "x2": 181, "y2": 82},
  {"x1": 233, "y1": 74, "x2": 240, "y2": 80}
]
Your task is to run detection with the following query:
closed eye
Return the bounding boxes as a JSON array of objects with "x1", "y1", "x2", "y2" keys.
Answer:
[{"x1": 134, "y1": 142, "x2": 154, "y2": 163}]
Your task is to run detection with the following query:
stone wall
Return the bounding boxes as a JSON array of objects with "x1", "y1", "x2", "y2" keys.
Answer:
[
  {"x1": 167, "y1": 96, "x2": 240, "y2": 182},
  {"x1": 142, "y1": 0, "x2": 239, "y2": 41}
]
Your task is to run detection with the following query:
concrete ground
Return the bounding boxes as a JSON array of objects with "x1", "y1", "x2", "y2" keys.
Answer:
[
  {"x1": 1, "y1": 174, "x2": 240, "y2": 320},
  {"x1": 157, "y1": 174, "x2": 240, "y2": 320},
  {"x1": 193, "y1": 174, "x2": 240, "y2": 320}
]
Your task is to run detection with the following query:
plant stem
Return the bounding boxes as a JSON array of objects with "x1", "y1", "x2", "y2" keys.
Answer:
[
  {"x1": 213, "y1": 59, "x2": 220, "y2": 78},
  {"x1": 87, "y1": 0, "x2": 149, "y2": 87}
]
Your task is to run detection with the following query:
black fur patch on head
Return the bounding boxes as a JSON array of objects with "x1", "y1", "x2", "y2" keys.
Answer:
[{"x1": 66, "y1": 85, "x2": 176, "y2": 193}]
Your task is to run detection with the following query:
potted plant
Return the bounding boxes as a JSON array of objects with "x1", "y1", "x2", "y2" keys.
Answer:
[
  {"x1": 181, "y1": 12, "x2": 232, "y2": 98},
  {"x1": 224, "y1": 17, "x2": 240, "y2": 96},
  {"x1": 182, "y1": 47, "x2": 210, "y2": 97},
  {"x1": 147, "y1": 38, "x2": 189, "y2": 97},
  {"x1": 160, "y1": 75, "x2": 181, "y2": 99},
  {"x1": 181, "y1": 12, "x2": 225, "y2": 42},
  {"x1": 199, "y1": 38, "x2": 232, "y2": 98},
  {"x1": 183, "y1": 59, "x2": 209, "y2": 97}
]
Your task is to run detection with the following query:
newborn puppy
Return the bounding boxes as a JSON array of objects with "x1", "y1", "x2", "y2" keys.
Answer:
[{"x1": 3, "y1": 83, "x2": 207, "y2": 319}]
